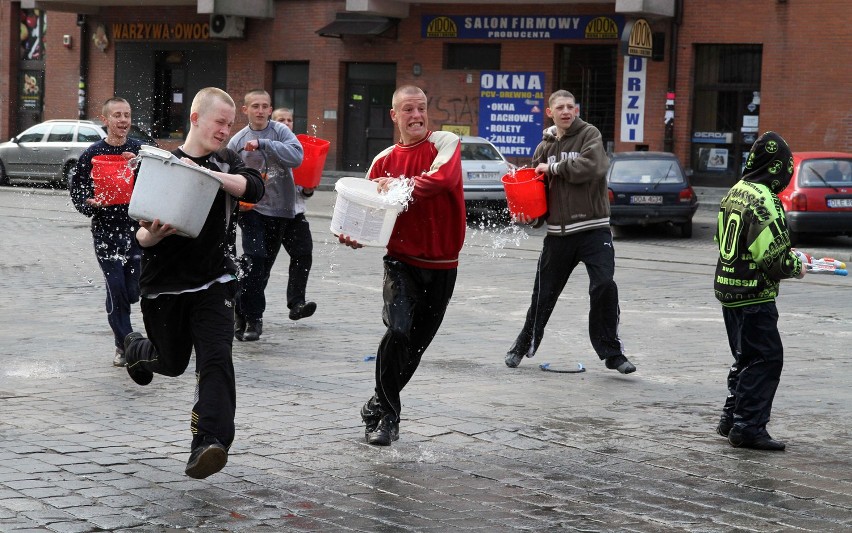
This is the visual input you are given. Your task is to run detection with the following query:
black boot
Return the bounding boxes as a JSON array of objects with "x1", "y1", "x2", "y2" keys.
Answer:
[{"x1": 241, "y1": 320, "x2": 262, "y2": 342}]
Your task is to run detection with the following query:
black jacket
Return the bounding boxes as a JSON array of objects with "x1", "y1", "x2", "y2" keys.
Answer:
[{"x1": 139, "y1": 148, "x2": 264, "y2": 296}]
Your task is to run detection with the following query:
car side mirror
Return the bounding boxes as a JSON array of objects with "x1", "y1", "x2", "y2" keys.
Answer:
[
  {"x1": 685, "y1": 168, "x2": 694, "y2": 177},
  {"x1": 12, "y1": 136, "x2": 20, "y2": 143}
]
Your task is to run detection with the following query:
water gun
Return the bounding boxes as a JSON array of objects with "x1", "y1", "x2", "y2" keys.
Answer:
[{"x1": 794, "y1": 250, "x2": 848, "y2": 276}]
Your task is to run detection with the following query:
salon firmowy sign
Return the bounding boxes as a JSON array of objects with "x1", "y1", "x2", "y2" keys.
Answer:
[{"x1": 423, "y1": 14, "x2": 623, "y2": 40}]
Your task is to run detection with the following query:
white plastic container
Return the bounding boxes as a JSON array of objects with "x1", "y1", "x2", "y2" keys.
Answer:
[
  {"x1": 128, "y1": 145, "x2": 223, "y2": 238},
  {"x1": 330, "y1": 177, "x2": 404, "y2": 247}
]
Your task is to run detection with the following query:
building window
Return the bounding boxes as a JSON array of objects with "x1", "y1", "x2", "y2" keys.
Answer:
[
  {"x1": 445, "y1": 44, "x2": 500, "y2": 70},
  {"x1": 691, "y1": 44, "x2": 762, "y2": 181},
  {"x1": 273, "y1": 62, "x2": 309, "y2": 134}
]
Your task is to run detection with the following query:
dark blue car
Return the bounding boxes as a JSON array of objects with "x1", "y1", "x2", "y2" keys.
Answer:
[{"x1": 606, "y1": 151, "x2": 699, "y2": 238}]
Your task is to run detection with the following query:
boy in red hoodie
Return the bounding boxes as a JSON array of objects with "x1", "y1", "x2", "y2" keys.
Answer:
[{"x1": 339, "y1": 85, "x2": 466, "y2": 446}]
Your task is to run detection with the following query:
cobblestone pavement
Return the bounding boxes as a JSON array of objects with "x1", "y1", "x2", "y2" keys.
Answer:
[{"x1": 1, "y1": 185, "x2": 851, "y2": 532}]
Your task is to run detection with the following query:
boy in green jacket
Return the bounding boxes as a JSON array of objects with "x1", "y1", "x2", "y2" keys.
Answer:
[{"x1": 714, "y1": 131, "x2": 805, "y2": 451}]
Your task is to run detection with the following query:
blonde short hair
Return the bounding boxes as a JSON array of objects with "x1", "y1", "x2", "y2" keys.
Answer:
[
  {"x1": 392, "y1": 85, "x2": 426, "y2": 109},
  {"x1": 243, "y1": 89, "x2": 270, "y2": 106},
  {"x1": 102, "y1": 97, "x2": 130, "y2": 116},
  {"x1": 190, "y1": 87, "x2": 235, "y2": 115}
]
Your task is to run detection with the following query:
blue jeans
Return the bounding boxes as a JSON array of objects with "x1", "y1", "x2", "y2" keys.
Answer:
[
  {"x1": 236, "y1": 210, "x2": 313, "y2": 321},
  {"x1": 96, "y1": 238, "x2": 141, "y2": 350}
]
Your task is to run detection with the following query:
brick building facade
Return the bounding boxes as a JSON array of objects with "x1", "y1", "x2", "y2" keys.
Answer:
[{"x1": 1, "y1": 0, "x2": 849, "y2": 186}]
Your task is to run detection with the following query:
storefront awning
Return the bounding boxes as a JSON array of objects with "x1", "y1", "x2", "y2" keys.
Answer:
[{"x1": 316, "y1": 12, "x2": 398, "y2": 38}]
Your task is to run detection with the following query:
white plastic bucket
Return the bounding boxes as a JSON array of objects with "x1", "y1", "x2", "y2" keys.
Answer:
[
  {"x1": 128, "y1": 146, "x2": 223, "y2": 238},
  {"x1": 330, "y1": 177, "x2": 404, "y2": 247}
]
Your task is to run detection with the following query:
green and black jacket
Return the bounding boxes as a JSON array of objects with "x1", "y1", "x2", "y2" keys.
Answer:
[{"x1": 713, "y1": 132, "x2": 803, "y2": 307}]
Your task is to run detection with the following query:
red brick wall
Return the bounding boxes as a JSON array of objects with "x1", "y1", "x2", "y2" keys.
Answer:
[
  {"x1": 42, "y1": 12, "x2": 81, "y2": 120},
  {"x1": 18, "y1": 0, "x2": 852, "y2": 170},
  {"x1": 676, "y1": 0, "x2": 852, "y2": 162}
]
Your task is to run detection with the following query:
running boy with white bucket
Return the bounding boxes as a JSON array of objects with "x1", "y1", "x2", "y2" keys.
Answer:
[
  {"x1": 123, "y1": 87, "x2": 265, "y2": 479},
  {"x1": 338, "y1": 85, "x2": 466, "y2": 446}
]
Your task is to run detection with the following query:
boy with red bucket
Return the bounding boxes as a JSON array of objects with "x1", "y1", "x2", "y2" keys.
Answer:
[
  {"x1": 69, "y1": 97, "x2": 143, "y2": 367},
  {"x1": 228, "y1": 91, "x2": 315, "y2": 343},
  {"x1": 505, "y1": 90, "x2": 636, "y2": 375}
]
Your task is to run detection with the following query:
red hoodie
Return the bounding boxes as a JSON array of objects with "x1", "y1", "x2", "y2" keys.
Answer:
[{"x1": 367, "y1": 130, "x2": 466, "y2": 269}]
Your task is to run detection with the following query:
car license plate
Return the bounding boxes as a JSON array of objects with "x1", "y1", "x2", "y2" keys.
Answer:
[
  {"x1": 468, "y1": 172, "x2": 499, "y2": 181},
  {"x1": 631, "y1": 195, "x2": 663, "y2": 205},
  {"x1": 827, "y1": 198, "x2": 852, "y2": 208}
]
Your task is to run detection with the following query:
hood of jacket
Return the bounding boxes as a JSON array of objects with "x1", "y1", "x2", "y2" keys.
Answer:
[
  {"x1": 541, "y1": 117, "x2": 588, "y2": 143},
  {"x1": 741, "y1": 131, "x2": 794, "y2": 194}
]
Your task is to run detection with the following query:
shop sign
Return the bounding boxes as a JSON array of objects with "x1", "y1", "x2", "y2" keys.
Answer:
[
  {"x1": 442, "y1": 124, "x2": 470, "y2": 136},
  {"x1": 692, "y1": 132, "x2": 734, "y2": 144},
  {"x1": 741, "y1": 115, "x2": 759, "y2": 133},
  {"x1": 620, "y1": 18, "x2": 653, "y2": 58},
  {"x1": 111, "y1": 22, "x2": 209, "y2": 41},
  {"x1": 19, "y1": 71, "x2": 42, "y2": 110},
  {"x1": 478, "y1": 71, "x2": 545, "y2": 158},
  {"x1": 422, "y1": 14, "x2": 622, "y2": 40},
  {"x1": 619, "y1": 56, "x2": 646, "y2": 142}
]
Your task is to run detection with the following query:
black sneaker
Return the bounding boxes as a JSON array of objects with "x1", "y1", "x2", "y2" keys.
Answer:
[
  {"x1": 241, "y1": 320, "x2": 262, "y2": 342},
  {"x1": 234, "y1": 313, "x2": 246, "y2": 341},
  {"x1": 185, "y1": 437, "x2": 228, "y2": 479},
  {"x1": 124, "y1": 332, "x2": 153, "y2": 386},
  {"x1": 360, "y1": 397, "x2": 384, "y2": 437},
  {"x1": 289, "y1": 302, "x2": 317, "y2": 321},
  {"x1": 605, "y1": 354, "x2": 636, "y2": 374},
  {"x1": 717, "y1": 417, "x2": 733, "y2": 438},
  {"x1": 505, "y1": 350, "x2": 524, "y2": 368},
  {"x1": 728, "y1": 427, "x2": 785, "y2": 451},
  {"x1": 367, "y1": 414, "x2": 399, "y2": 446}
]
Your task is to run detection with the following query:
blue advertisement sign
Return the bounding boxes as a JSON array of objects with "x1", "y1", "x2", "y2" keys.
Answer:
[
  {"x1": 423, "y1": 14, "x2": 623, "y2": 40},
  {"x1": 478, "y1": 71, "x2": 545, "y2": 159}
]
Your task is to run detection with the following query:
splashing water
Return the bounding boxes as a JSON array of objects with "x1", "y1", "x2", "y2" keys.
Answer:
[
  {"x1": 466, "y1": 213, "x2": 531, "y2": 258},
  {"x1": 380, "y1": 177, "x2": 415, "y2": 210}
]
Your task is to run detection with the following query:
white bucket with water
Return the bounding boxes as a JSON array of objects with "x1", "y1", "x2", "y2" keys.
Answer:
[
  {"x1": 331, "y1": 177, "x2": 404, "y2": 247},
  {"x1": 128, "y1": 145, "x2": 223, "y2": 238}
]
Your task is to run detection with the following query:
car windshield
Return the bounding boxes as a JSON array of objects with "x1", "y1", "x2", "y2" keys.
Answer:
[
  {"x1": 462, "y1": 142, "x2": 503, "y2": 162},
  {"x1": 609, "y1": 159, "x2": 684, "y2": 184},
  {"x1": 798, "y1": 159, "x2": 852, "y2": 187}
]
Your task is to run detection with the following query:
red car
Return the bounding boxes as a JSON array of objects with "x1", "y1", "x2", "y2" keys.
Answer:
[{"x1": 778, "y1": 152, "x2": 852, "y2": 245}]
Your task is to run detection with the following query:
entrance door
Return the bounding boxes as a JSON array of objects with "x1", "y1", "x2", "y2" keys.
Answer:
[
  {"x1": 557, "y1": 46, "x2": 618, "y2": 148},
  {"x1": 343, "y1": 64, "x2": 396, "y2": 172}
]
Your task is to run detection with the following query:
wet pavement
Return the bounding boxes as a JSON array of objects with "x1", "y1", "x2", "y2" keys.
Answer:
[{"x1": 1, "y1": 184, "x2": 852, "y2": 532}]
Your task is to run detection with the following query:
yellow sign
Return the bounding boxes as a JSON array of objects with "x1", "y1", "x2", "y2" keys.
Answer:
[
  {"x1": 426, "y1": 16, "x2": 458, "y2": 38},
  {"x1": 112, "y1": 22, "x2": 209, "y2": 41},
  {"x1": 442, "y1": 124, "x2": 470, "y2": 136},
  {"x1": 627, "y1": 19, "x2": 653, "y2": 57},
  {"x1": 585, "y1": 16, "x2": 618, "y2": 39}
]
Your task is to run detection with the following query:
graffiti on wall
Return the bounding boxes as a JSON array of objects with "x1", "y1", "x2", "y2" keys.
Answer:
[{"x1": 428, "y1": 95, "x2": 478, "y2": 128}]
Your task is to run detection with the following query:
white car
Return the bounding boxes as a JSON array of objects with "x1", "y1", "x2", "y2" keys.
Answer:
[
  {"x1": 460, "y1": 135, "x2": 514, "y2": 206},
  {"x1": 0, "y1": 119, "x2": 156, "y2": 187}
]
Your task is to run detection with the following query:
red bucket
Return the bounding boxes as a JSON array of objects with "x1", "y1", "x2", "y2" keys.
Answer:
[
  {"x1": 501, "y1": 168, "x2": 547, "y2": 219},
  {"x1": 91, "y1": 155, "x2": 134, "y2": 205},
  {"x1": 293, "y1": 134, "x2": 330, "y2": 188}
]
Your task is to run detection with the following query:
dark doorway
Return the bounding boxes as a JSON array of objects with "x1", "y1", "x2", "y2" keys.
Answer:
[
  {"x1": 114, "y1": 42, "x2": 226, "y2": 141},
  {"x1": 556, "y1": 45, "x2": 618, "y2": 148},
  {"x1": 342, "y1": 63, "x2": 396, "y2": 172}
]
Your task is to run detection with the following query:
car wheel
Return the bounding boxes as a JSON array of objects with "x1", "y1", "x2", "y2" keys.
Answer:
[
  {"x1": 62, "y1": 160, "x2": 77, "y2": 189},
  {"x1": 679, "y1": 219, "x2": 693, "y2": 238},
  {"x1": 0, "y1": 160, "x2": 8, "y2": 186}
]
